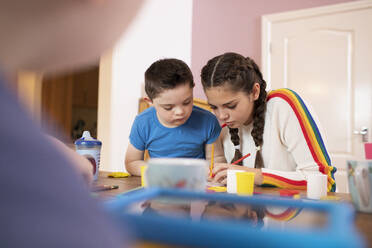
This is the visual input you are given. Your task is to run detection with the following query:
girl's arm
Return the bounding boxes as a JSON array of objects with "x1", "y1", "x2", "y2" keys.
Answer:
[
  {"x1": 262, "y1": 89, "x2": 336, "y2": 192},
  {"x1": 125, "y1": 142, "x2": 146, "y2": 176},
  {"x1": 205, "y1": 133, "x2": 226, "y2": 164}
]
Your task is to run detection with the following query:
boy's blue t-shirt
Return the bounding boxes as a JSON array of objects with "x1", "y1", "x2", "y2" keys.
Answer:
[{"x1": 129, "y1": 106, "x2": 221, "y2": 159}]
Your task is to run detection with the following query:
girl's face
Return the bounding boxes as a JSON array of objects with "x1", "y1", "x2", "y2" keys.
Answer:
[
  {"x1": 149, "y1": 83, "x2": 194, "y2": 128},
  {"x1": 205, "y1": 83, "x2": 260, "y2": 128}
]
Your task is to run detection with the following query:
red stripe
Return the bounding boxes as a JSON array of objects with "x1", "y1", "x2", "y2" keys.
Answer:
[
  {"x1": 269, "y1": 92, "x2": 328, "y2": 175},
  {"x1": 265, "y1": 208, "x2": 297, "y2": 219},
  {"x1": 268, "y1": 92, "x2": 326, "y2": 173},
  {"x1": 263, "y1": 172, "x2": 307, "y2": 186}
]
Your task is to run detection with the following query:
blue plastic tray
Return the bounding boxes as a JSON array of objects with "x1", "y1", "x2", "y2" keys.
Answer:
[{"x1": 104, "y1": 188, "x2": 365, "y2": 248}]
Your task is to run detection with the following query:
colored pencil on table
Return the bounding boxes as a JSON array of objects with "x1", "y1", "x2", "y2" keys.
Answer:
[
  {"x1": 209, "y1": 143, "x2": 215, "y2": 177},
  {"x1": 91, "y1": 184, "x2": 119, "y2": 192},
  {"x1": 231, "y1": 153, "x2": 251, "y2": 165}
]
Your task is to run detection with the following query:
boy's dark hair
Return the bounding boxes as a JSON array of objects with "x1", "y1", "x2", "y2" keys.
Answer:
[{"x1": 145, "y1": 58, "x2": 195, "y2": 100}]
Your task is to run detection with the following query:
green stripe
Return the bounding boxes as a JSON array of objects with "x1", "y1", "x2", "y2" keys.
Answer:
[{"x1": 286, "y1": 89, "x2": 331, "y2": 165}]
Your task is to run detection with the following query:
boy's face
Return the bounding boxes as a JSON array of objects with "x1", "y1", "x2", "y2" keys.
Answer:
[{"x1": 150, "y1": 83, "x2": 194, "y2": 128}]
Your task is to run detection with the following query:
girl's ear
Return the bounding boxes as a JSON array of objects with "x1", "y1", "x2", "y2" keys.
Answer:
[
  {"x1": 252, "y1": 83, "x2": 260, "y2": 100},
  {"x1": 144, "y1": 97, "x2": 153, "y2": 105}
]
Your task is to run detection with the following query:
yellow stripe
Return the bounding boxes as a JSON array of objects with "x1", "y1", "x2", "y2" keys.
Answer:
[
  {"x1": 284, "y1": 211, "x2": 300, "y2": 221},
  {"x1": 263, "y1": 176, "x2": 306, "y2": 190}
]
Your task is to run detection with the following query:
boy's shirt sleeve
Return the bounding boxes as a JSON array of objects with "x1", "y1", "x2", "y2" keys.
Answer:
[
  {"x1": 205, "y1": 113, "x2": 222, "y2": 144},
  {"x1": 129, "y1": 115, "x2": 146, "y2": 151}
]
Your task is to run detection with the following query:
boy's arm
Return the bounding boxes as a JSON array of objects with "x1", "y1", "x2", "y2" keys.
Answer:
[{"x1": 125, "y1": 142, "x2": 146, "y2": 176}]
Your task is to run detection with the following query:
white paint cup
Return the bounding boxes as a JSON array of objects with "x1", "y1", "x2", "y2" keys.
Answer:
[
  {"x1": 227, "y1": 169, "x2": 244, "y2": 193},
  {"x1": 307, "y1": 174, "x2": 327, "y2": 199}
]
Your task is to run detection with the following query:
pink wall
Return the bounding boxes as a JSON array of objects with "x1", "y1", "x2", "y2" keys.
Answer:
[{"x1": 191, "y1": 0, "x2": 355, "y2": 99}]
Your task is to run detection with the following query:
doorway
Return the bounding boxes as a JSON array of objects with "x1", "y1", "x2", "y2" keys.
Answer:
[
  {"x1": 41, "y1": 66, "x2": 99, "y2": 144},
  {"x1": 262, "y1": 0, "x2": 372, "y2": 192}
]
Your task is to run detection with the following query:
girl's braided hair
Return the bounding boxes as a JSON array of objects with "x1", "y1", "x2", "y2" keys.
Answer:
[{"x1": 201, "y1": 52, "x2": 267, "y2": 168}]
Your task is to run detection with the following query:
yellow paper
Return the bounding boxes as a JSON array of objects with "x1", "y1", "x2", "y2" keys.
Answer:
[
  {"x1": 236, "y1": 172, "x2": 255, "y2": 195},
  {"x1": 140, "y1": 165, "x2": 148, "y2": 187},
  {"x1": 207, "y1": 186, "x2": 227, "y2": 192},
  {"x1": 107, "y1": 172, "x2": 130, "y2": 178}
]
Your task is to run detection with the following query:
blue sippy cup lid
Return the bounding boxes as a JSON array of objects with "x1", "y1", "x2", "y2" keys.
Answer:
[{"x1": 74, "y1": 131, "x2": 102, "y2": 146}]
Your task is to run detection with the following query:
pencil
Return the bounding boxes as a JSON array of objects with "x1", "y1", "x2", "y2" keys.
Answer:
[
  {"x1": 210, "y1": 152, "x2": 251, "y2": 178},
  {"x1": 231, "y1": 153, "x2": 251, "y2": 165},
  {"x1": 91, "y1": 185, "x2": 119, "y2": 192},
  {"x1": 209, "y1": 143, "x2": 215, "y2": 177}
]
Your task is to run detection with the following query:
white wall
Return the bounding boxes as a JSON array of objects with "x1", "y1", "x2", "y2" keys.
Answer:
[{"x1": 98, "y1": 0, "x2": 193, "y2": 172}]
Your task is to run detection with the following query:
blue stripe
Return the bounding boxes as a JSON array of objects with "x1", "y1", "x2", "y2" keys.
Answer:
[{"x1": 287, "y1": 89, "x2": 332, "y2": 166}]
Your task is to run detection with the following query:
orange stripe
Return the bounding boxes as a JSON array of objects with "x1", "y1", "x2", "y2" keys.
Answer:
[
  {"x1": 265, "y1": 208, "x2": 301, "y2": 221},
  {"x1": 263, "y1": 177, "x2": 306, "y2": 190},
  {"x1": 272, "y1": 90, "x2": 326, "y2": 166},
  {"x1": 263, "y1": 173, "x2": 307, "y2": 186}
]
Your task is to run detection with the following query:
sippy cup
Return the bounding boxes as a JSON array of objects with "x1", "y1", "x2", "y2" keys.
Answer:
[{"x1": 75, "y1": 131, "x2": 102, "y2": 181}]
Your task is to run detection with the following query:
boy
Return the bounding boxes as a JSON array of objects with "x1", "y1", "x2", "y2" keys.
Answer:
[{"x1": 125, "y1": 58, "x2": 222, "y2": 176}]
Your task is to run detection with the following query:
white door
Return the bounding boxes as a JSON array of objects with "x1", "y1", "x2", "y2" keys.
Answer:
[{"x1": 262, "y1": 0, "x2": 372, "y2": 193}]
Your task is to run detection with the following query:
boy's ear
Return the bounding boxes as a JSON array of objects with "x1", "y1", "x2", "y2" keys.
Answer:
[{"x1": 144, "y1": 97, "x2": 153, "y2": 105}]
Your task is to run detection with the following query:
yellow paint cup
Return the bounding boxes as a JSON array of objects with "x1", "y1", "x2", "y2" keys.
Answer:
[
  {"x1": 140, "y1": 165, "x2": 148, "y2": 187},
  {"x1": 236, "y1": 171, "x2": 255, "y2": 195}
]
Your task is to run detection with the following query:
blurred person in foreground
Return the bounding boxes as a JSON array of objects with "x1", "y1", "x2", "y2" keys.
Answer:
[{"x1": 0, "y1": 0, "x2": 143, "y2": 247}]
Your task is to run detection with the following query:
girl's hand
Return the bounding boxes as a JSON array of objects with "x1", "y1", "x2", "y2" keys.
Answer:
[
  {"x1": 210, "y1": 162, "x2": 232, "y2": 184},
  {"x1": 210, "y1": 163, "x2": 263, "y2": 185}
]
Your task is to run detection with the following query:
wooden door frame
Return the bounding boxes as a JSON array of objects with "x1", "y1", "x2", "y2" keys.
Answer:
[
  {"x1": 41, "y1": 74, "x2": 73, "y2": 141},
  {"x1": 261, "y1": 0, "x2": 372, "y2": 89}
]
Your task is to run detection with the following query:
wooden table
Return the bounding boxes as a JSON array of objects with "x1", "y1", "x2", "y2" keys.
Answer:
[
  {"x1": 95, "y1": 172, "x2": 372, "y2": 248},
  {"x1": 93, "y1": 172, "x2": 141, "y2": 198}
]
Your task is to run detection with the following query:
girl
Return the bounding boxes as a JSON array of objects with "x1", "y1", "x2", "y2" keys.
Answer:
[{"x1": 201, "y1": 52, "x2": 336, "y2": 192}]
